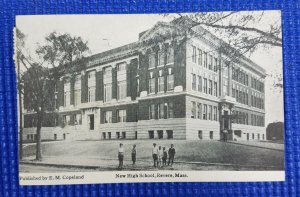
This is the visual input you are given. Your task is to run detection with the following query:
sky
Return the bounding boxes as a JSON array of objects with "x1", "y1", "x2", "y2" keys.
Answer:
[{"x1": 16, "y1": 11, "x2": 284, "y2": 125}]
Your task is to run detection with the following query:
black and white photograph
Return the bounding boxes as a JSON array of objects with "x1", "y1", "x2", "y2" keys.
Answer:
[{"x1": 15, "y1": 11, "x2": 284, "y2": 185}]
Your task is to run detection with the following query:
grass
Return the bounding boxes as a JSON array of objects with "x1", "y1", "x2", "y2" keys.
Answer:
[{"x1": 22, "y1": 140, "x2": 284, "y2": 170}]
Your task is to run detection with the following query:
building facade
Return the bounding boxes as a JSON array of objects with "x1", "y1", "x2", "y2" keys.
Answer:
[{"x1": 22, "y1": 18, "x2": 266, "y2": 141}]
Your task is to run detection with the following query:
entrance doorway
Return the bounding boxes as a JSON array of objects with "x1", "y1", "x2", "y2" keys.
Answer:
[{"x1": 88, "y1": 114, "x2": 94, "y2": 130}]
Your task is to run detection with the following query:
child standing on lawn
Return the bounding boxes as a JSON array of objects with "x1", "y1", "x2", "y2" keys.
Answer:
[
  {"x1": 131, "y1": 144, "x2": 136, "y2": 165},
  {"x1": 158, "y1": 146, "x2": 163, "y2": 167},
  {"x1": 118, "y1": 143, "x2": 125, "y2": 169},
  {"x1": 168, "y1": 144, "x2": 176, "y2": 166},
  {"x1": 162, "y1": 147, "x2": 168, "y2": 166}
]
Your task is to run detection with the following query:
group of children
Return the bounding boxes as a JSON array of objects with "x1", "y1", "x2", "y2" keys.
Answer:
[
  {"x1": 117, "y1": 143, "x2": 176, "y2": 169},
  {"x1": 152, "y1": 143, "x2": 176, "y2": 168}
]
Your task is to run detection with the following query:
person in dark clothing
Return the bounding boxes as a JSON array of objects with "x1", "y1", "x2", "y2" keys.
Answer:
[
  {"x1": 168, "y1": 144, "x2": 176, "y2": 166},
  {"x1": 131, "y1": 144, "x2": 136, "y2": 165},
  {"x1": 162, "y1": 147, "x2": 168, "y2": 166}
]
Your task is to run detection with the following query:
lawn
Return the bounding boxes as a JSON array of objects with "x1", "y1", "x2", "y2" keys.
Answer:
[{"x1": 22, "y1": 140, "x2": 284, "y2": 170}]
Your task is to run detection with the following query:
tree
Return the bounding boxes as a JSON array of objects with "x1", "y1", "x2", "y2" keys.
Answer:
[
  {"x1": 16, "y1": 30, "x2": 90, "y2": 160},
  {"x1": 266, "y1": 122, "x2": 284, "y2": 141}
]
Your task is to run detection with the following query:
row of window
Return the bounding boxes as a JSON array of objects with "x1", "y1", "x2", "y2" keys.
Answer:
[
  {"x1": 192, "y1": 46, "x2": 218, "y2": 72},
  {"x1": 148, "y1": 130, "x2": 173, "y2": 139},
  {"x1": 103, "y1": 109, "x2": 127, "y2": 123},
  {"x1": 247, "y1": 133, "x2": 265, "y2": 140},
  {"x1": 251, "y1": 114, "x2": 265, "y2": 127},
  {"x1": 149, "y1": 47, "x2": 174, "y2": 69},
  {"x1": 232, "y1": 67, "x2": 249, "y2": 86},
  {"x1": 232, "y1": 86, "x2": 249, "y2": 105},
  {"x1": 198, "y1": 130, "x2": 214, "y2": 140},
  {"x1": 149, "y1": 72, "x2": 174, "y2": 94},
  {"x1": 232, "y1": 110, "x2": 249, "y2": 125},
  {"x1": 251, "y1": 77, "x2": 264, "y2": 93},
  {"x1": 62, "y1": 114, "x2": 82, "y2": 126},
  {"x1": 191, "y1": 102, "x2": 218, "y2": 121},
  {"x1": 149, "y1": 102, "x2": 174, "y2": 120},
  {"x1": 232, "y1": 110, "x2": 264, "y2": 127},
  {"x1": 102, "y1": 131, "x2": 127, "y2": 139},
  {"x1": 191, "y1": 74, "x2": 218, "y2": 96},
  {"x1": 251, "y1": 94, "x2": 264, "y2": 109}
]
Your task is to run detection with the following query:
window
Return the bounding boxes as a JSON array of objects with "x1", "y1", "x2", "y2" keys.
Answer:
[
  {"x1": 117, "y1": 109, "x2": 126, "y2": 122},
  {"x1": 108, "y1": 132, "x2": 111, "y2": 139},
  {"x1": 102, "y1": 132, "x2": 106, "y2": 139},
  {"x1": 198, "y1": 49, "x2": 202, "y2": 65},
  {"x1": 149, "y1": 130, "x2": 154, "y2": 139},
  {"x1": 64, "y1": 92, "x2": 70, "y2": 107},
  {"x1": 166, "y1": 47, "x2": 174, "y2": 64},
  {"x1": 167, "y1": 130, "x2": 173, "y2": 139},
  {"x1": 158, "y1": 50, "x2": 164, "y2": 66},
  {"x1": 208, "y1": 80, "x2": 213, "y2": 95},
  {"x1": 64, "y1": 79, "x2": 70, "y2": 107},
  {"x1": 214, "y1": 57, "x2": 218, "y2": 72},
  {"x1": 116, "y1": 132, "x2": 120, "y2": 139},
  {"x1": 167, "y1": 74, "x2": 174, "y2": 90},
  {"x1": 198, "y1": 76, "x2": 202, "y2": 92},
  {"x1": 258, "y1": 134, "x2": 260, "y2": 140},
  {"x1": 149, "y1": 104, "x2": 155, "y2": 119},
  {"x1": 203, "y1": 104, "x2": 207, "y2": 120},
  {"x1": 192, "y1": 74, "x2": 196, "y2": 90},
  {"x1": 75, "y1": 114, "x2": 82, "y2": 125},
  {"x1": 104, "y1": 83, "x2": 112, "y2": 102},
  {"x1": 117, "y1": 63, "x2": 126, "y2": 72},
  {"x1": 149, "y1": 77, "x2": 155, "y2": 94},
  {"x1": 197, "y1": 103, "x2": 202, "y2": 119},
  {"x1": 203, "y1": 52, "x2": 207, "y2": 68},
  {"x1": 74, "y1": 75, "x2": 81, "y2": 106},
  {"x1": 208, "y1": 105, "x2": 212, "y2": 120},
  {"x1": 157, "y1": 130, "x2": 163, "y2": 139},
  {"x1": 103, "y1": 67, "x2": 112, "y2": 76},
  {"x1": 117, "y1": 81, "x2": 127, "y2": 100},
  {"x1": 158, "y1": 103, "x2": 165, "y2": 119},
  {"x1": 198, "y1": 130, "x2": 203, "y2": 139},
  {"x1": 208, "y1": 54, "x2": 213, "y2": 70},
  {"x1": 74, "y1": 89, "x2": 81, "y2": 106},
  {"x1": 252, "y1": 133, "x2": 255, "y2": 139},
  {"x1": 122, "y1": 132, "x2": 126, "y2": 139},
  {"x1": 213, "y1": 82, "x2": 218, "y2": 96},
  {"x1": 104, "y1": 111, "x2": 112, "y2": 123},
  {"x1": 203, "y1": 78, "x2": 208, "y2": 93},
  {"x1": 223, "y1": 80, "x2": 228, "y2": 96},
  {"x1": 192, "y1": 46, "x2": 197, "y2": 63},
  {"x1": 167, "y1": 102, "x2": 174, "y2": 118},
  {"x1": 213, "y1": 106, "x2": 218, "y2": 121},
  {"x1": 158, "y1": 75, "x2": 164, "y2": 92},
  {"x1": 191, "y1": 101, "x2": 196, "y2": 118},
  {"x1": 210, "y1": 131, "x2": 214, "y2": 139},
  {"x1": 88, "y1": 87, "x2": 95, "y2": 102},
  {"x1": 149, "y1": 53, "x2": 155, "y2": 69}
]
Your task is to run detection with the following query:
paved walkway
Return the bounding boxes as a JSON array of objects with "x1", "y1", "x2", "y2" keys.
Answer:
[{"x1": 227, "y1": 141, "x2": 284, "y2": 151}]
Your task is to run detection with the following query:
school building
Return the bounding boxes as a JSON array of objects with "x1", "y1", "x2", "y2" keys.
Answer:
[{"x1": 22, "y1": 17, "x2": 266, "y2": 141}]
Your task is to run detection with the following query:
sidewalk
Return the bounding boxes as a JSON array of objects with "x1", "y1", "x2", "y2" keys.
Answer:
[{"x1": 20, "y1": 155, "x2": 280, "y2": 172}]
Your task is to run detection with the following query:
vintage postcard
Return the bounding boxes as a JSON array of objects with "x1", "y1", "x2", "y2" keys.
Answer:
[{"x1": 15, "y1": 11, "x2": 285, "y2": 185}]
